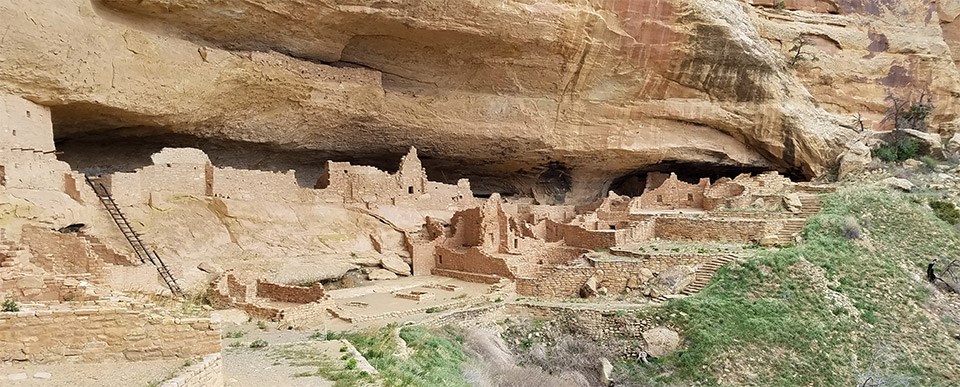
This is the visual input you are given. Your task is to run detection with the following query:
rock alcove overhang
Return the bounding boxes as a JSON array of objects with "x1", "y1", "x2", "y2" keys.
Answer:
[{"x1": 52, "y1": 125, "x2": 793, "y2": 206}]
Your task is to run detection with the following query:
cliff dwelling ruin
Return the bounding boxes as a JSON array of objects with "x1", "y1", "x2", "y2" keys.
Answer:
[
  {"x1": 4, "y1": 0, "x2": 960, "y2": 383},
  {"x1": 0, "y1": 92, "x2": 840, "y2": 384}
]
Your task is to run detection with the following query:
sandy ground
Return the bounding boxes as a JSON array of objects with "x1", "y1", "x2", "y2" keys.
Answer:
[{"x1": 0, "y1": 359, "x2": 184, "y2": 387}]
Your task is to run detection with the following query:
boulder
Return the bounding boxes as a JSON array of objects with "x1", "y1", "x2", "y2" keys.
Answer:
[
  {"x1": 579, "y1": 275, "x2": 599, "y2": 298},
  {"x1": 642, "y1": 327, "x2": 681, "y2": 357},
  {"x1": 783, "y1": 193, "x2": 803, "y2": 213},
  {"x1": 380, "y1": 253, "x2": 411, "y2": 276},
  {"x1": 948, "y1": 132, "x2": 960, "y2": 154},
  {"x1": 367, "y1": 269, "x2": 398, "y2": 281},
  {"x1": 751, "y1": 197, "x2": 766, "y2": 208},
  {"x1": 649, "y1": 265, "x2": 696, "y2": 295},
  {"x1": 902, "y1": 158, "x2": 923, "y2": 168},
  {"x1": 759, "y1": 234, "x2": 779, "y2": 247},
  {"x1": 837, "y1": 142, "x2": 872, "y2": 179},
  {"x1": 898, "y1": 129, "x2": 944, "y2": 157},
  {"x1": 335, "y1": 270, "x2": 363, "y2": 288},
  {"x1": 881, "y1": 177, "x2": 914, "y2": 192},
  {"x1": 625, "y1": 275, "x2": 641, "y2": 289},
  {"x1": 599, "y1": 357, "x2": 614, "y2": 386},
  {"x1": 197, "y1": 261, "x2": 223, "y2": 275},
  {"x1": 638, "y1": 268, "x2": 655, "y2": 283}
]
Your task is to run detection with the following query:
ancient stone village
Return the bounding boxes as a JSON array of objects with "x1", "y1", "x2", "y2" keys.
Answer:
[
  {"x1": 0, "y1": 91, "x2": 831, "y2": 385},
  {"x1": 4, "y1": 0, "x2": 960, "y2": 386}
]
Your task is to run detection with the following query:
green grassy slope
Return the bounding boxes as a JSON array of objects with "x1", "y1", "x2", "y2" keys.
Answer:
[{"x1": 626, "y1": 188, "x2": 960, "y2": 386}]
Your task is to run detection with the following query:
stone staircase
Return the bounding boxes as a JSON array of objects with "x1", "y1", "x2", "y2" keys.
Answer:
[
  {"x1": 776, "y1": 193, "x2": 823, "y2": 244},
  {"x1": 681, "y1": 254, "x2": 738, "y2": 295},
  {"x1": 649, "y1": 254, "x2": 738, "y2": 302}
]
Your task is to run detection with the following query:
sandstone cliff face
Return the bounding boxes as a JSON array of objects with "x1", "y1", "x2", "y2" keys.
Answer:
[{"x1": 0, "y1": 0, "x2": 957, "y2": 201}]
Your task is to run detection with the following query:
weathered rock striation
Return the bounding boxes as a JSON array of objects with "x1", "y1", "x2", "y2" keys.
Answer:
[{"x1": 1, "y1": 0, "x2": 958, "y2": 201}]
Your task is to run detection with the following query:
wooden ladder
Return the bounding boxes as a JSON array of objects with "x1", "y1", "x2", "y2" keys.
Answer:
[{"x1": 84, "y1": 176, "x2": 183, "y2": 297}]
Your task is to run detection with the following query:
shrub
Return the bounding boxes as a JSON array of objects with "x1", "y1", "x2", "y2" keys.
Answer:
[
  {"x1": 494, "y1": 297, "x2": 503, "y2": 303},
  {"x1": 339, "y1": 346, "x2": 349, "y2": 352},
  {"x1": 2, "y1": 298, "x2": 18, "y2": 312},
  {"x1": 425, "y1": 307, "x2": 442, "y2": 313},
  {"x1": 256, "y1": 320, "x2": 267, "y2": 330},
  {"x1": 249, "y1": 339, "x2": 269, "y2": 349},
  {"x1": 930, "y1": 200, "x2": 960, "y2": 225},
  {"x1": 774, "y1": 0, "x2": 786, "y2": 9},
  {"x1": 224, "y1": 330, "x2": 245, "y2": 339},
  {"x1": 788, "y1": 36, "x2": 818, "y2": 66},
  {"x1": 920, "y1": 156, "x2": 939, "y2": 170},
  {"x1": 345, "y1": 358, "x2": 358, "y2": 370},
  {"x1": 841, "y1": 216, "x2": 862, "y2": 239},
  {"x1": 873, "y1": 138, "x2": 921, "y2": 163}
]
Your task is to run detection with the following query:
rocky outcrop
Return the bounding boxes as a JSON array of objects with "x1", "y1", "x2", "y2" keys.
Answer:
[
  {"x1": 1, "y1": 0, "x2": 958, "y2": 201},
  {"x1": 642, "y1": 327, "x2": 681, "y2": 357}
]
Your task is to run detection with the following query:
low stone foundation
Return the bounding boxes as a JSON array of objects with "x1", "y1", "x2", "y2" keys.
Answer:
[{"x1": 430, "y1": 268, "x2": 502, "y2": 284}]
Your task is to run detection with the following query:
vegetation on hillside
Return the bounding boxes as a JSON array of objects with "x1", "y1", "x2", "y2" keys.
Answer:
[
  {"x1": 319, "y1": 325, "x2": 469, "y2": 387},
  {"x1": 306, "y1": 189, "x2": 960, "y2": 386},
  {"x1": 621, "y1": 188, "x2": 960, "y2": 386}
]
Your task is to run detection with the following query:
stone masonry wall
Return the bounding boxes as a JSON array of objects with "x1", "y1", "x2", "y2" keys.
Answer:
[
  {"x1": 1, "y1": 94, "x2": 54, "y2": 152},
  {"x1": 212, "y1": 167, "x2": 301, "y2": 202},
  {"x1": 434, "y1": 246, "x2": 513, "y2": 279},
  {"x1": 654, "y1": 217, "x2": 774, "y2": 242},
  {"x1": 0, "y1": 305, "x2": 221, "y2": 363},
  {"x1": 544, "y1": 219, "x2": 618, "y2": 250},
  {"x1": 255, "y1": 280, "x2": 326, "y2": 304},
  {"x1": 517, "y1": 254, "x2": 722, "y2": 298}
]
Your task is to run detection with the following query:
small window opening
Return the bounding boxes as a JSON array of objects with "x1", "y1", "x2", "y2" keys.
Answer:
[
  {"x1": 656, "y1": 195, "x2": 663, "y2": 203},
  {"x1": 408, "y1": 186, "x2": 414, "y2": 194},
  {"x1": 25, "y1": 111, "x2": 30, "y2": 118},
  {"x1": 514, "y1": 239, "x2": 518, "y2": 248},
  {"x1": 687, "y1": 193, "x2": 694, "y2": 201}
]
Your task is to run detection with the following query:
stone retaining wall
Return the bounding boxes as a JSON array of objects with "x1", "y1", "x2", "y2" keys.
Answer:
[
  {"x1": 0, "y1": 304, "x2": 221, "y2": 363},
  {"x1": 161, "y1": 353, "x2": 224, "y2": 387},
  {"x1": 654, "y1": 217, "x2": 777, "y2": 242},
  {"x1": 516, "y1": 254, "x2": 724, "y2": 297}
]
